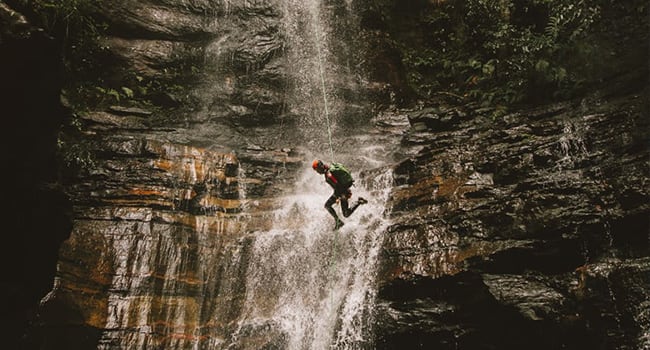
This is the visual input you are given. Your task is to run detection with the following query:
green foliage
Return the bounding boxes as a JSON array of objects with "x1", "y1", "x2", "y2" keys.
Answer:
[
  {"x1": 56, "y1": 114, "x2": 95, "y2": 176},
  {"x1": 392, "y1": 0, "x2": 631, "y2": 107},
  {"x1": 57, "y1": 138, "x2": 95, "y2": 174},
  {"x1": 121, "y1": 87, "x2": 134, "y2": 99}
]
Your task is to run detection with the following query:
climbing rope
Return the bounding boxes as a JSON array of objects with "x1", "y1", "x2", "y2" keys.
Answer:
[
  {"x1": 312, "y1": 13, "x2": 340, "y2": 306},
  {"x1": 314, "y1": 28, "x2": 335, "y2": 162}
]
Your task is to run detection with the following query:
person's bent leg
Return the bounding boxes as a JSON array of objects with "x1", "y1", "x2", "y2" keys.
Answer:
[
  {"x1": 341, "y1": 197, "x2": 353, "y2": 217},
  {"x1": 325, "y1": 195, "x2": 344, "y2": 229},
  {"x1": 325, "y1": 194, "x2": 339, "y2": 219},
  {"x1": 342, "y1": 197, "x2": 367, "y2": 218}
]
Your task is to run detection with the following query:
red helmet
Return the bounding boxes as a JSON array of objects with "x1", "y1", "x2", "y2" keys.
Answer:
[{"x1": 312, "y1": 159, "x2": 323, "y2": 171}]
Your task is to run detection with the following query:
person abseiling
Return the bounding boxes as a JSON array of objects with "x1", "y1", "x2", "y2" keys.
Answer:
[{"x1": 311, "y1": 159, "x2": 367, "y2": 230}]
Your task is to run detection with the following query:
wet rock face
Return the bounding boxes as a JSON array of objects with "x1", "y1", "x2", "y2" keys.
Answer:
[
  {"x1": 376, "y1": 90, "x2": 650, "y2": 348},
  {"x1": 73, "y1": 0, "x2": 288, "y2": 128},
  {"x1": 26, "y1": 123, "x2": 304, "y2": 349}
]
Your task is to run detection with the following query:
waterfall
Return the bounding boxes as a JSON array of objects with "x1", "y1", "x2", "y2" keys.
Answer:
[
  {"x1": 223, "y1": 1, "x2": 395, "y2": 348},
  {"x1": 228, "y1": 166, "x2": 392, "y2": 349},
  {"x1": 279, "y1": 0, "x2": 351, "y2": 146}
]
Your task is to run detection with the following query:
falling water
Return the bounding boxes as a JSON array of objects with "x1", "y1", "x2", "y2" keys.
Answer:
[
  {"x1": 227, "y1": 165, "x2": 393, "y2": 349},
  {"x1": 279, "y1": 0, "x2": 350, "y2": 143},
  {"x1": 223, "y1": 1, "x2": 394, "y2": 348}
]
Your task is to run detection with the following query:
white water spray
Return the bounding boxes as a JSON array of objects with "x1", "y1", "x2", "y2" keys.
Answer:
[
  {"x1": 224, "y1": 1, "x2": 397, "y2": 348},
  {"x1": 230, "y1": 163, "x2": 393, "y2": 349}
]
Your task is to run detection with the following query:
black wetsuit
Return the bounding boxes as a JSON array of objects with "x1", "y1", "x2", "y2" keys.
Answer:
[{"x1": 323, "y1": 170, "x2": 361, "y2": 222}]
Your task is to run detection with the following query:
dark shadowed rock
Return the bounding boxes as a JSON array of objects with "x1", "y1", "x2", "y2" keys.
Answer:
[
  {"x1": 376, "y1": 87, "x2": 650, "y2": 349},
  {"x1": 0, "y1": 3, "x2": 72, "y2": 349}
]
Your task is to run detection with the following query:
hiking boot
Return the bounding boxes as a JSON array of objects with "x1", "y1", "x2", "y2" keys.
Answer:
[
  {"x1": 357, "y1": 197, "x2": 368, "y2": 205},
  {"x1": 334, "y1": 218, "x2": 345, "y2": 230}
]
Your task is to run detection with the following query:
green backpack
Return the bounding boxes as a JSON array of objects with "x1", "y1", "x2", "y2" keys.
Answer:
[{"x1": 330, "y1": 162, "x2": 354, "y2": 187}]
